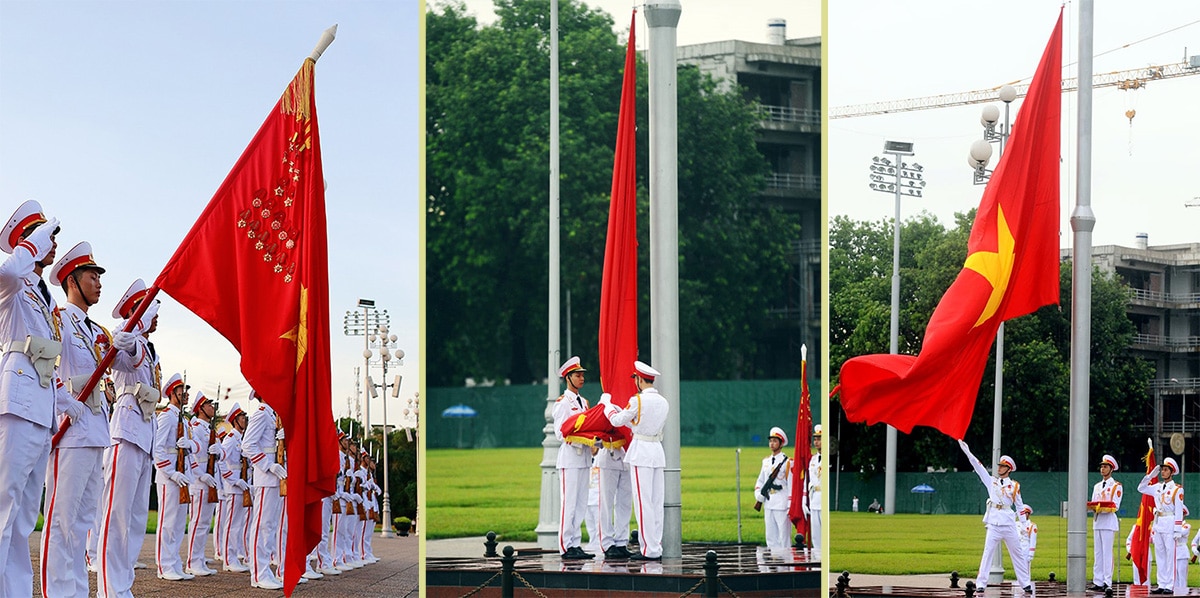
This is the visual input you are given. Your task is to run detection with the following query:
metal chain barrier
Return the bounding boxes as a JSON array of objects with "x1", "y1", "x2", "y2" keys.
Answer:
[
  {"x1": 718, "y1": 578, "x2": 743, "y2": 598},
  {"x1": 677, "y1": 578, "x2": 707, "y2": 597},
  {"x1": 511, "y1": 571, "x2": 552, "y2": 598},
  {"x1": 456, "y1": 571, "x2": 502, "y2": 598}
]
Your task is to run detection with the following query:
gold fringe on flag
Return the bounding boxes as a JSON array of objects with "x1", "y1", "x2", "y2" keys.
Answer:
[{"x1": 281, "y1": 60, "x2": 314, "y2": 122}]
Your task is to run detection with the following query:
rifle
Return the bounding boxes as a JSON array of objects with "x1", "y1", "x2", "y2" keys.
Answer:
[
  {"x1": 275, "y1": 413, "x2": 287, "y2": 497},
  {"x1": 331, "y1": 451, "x2": 344, "y2": 515},
  {"x1": 754, "y1": 456, "x2": 788, "y2": 512},
  {"x1": 176, "y1": 405, "x2": 192, "y2": 504},
  {"x1": 205, "y1": 416, "x2": 219, "y2": 503},
  {"x1": 354, "y1": 453, "x2": 366, "y2": 519},
  {"x1": 240, "y1": 455, "x2": 253, "y2": 508}
]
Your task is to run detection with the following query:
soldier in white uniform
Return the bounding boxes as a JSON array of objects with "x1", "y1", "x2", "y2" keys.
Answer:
[
  {"x1": 1090, "y1": 454, "x2": 1123, "y2": 591},
  {"x1": 1176, "y1": 518, "x2": 1191, "y2": 595},
  {"x1": 217, "y1": 401, "x2": 252, "y2": 572},
  {"x1": 0, "y1": 201, "x2": 63, "y2": 598},
  {"x1": 1017, "y1": 505, "x2": 1038, "y2": 563},
  {"x1": 152, "y1": 373, "x2": 194, "y2": 581},
  {"x1": 184, "y1": 390, "x2": 221, "y2": 576},
  {"x1": 243, "y1": 396, "x2": 288, "y2": 590},
  {"x1": 804, "y1": 425, "x2": 823, "y2": 553},
  {"x1": 331, "y1": 433, "x2": 359, "y2": 571},
  {"x1": 552, "y1": 356, "x2": 594, "y2": 559},
  {"x1": 1138, "y1": 457, "x2": 1186, "y2": 594},
  {"x1": 605, "y1": 360, "x2": 668, "y2": 561},
  {"x1": 39, "y1": 241, "x2": 108, "y2": 598},
  {"x1": 958, "y1": 439, "x2": 1032, "y2": 592},
  {"x1": 96, "y1": 279, "x2": 161, "y2": 598},
  {"x1": 754, "y1": 426, "x2": 792, "y2": 550}
]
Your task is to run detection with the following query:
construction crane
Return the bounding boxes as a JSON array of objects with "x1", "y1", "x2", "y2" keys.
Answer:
[{"x1": 831, "y1": 57, "x2": 1200, "y2": 119}]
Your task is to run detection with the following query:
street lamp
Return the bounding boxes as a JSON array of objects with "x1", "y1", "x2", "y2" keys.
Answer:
[
  {"x1": 867, "y1": 139, "x2": 925, "y2": 516},
  {"x1": 366, "y1": 324, "x2": 403, "y2": 538},
  {"x1": 967, "y1": 84, "x2": 1015, "y2": 585},
  {"x1": 403, "y1": 391, "x2": 420, "y2": 535},
  {"x1": 344, "y1": 299, "x2": 390, "y2": 434}
]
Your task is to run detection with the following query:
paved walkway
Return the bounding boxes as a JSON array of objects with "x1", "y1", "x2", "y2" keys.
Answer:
[{"x1": 29, "y1": 530, "x2": 418, "y2": 597}]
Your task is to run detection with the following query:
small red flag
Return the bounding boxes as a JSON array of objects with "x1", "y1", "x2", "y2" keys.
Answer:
[
  {"x1": 599, "y1": 10, "x2": 639, "y2": 421},
  {"x1": 838, "y1": 11, "x2": 1062, "y2": 440},
  {"x1": 1130, "y1": 444, "x2": 1157, "y2": 585},
  {"x1": 154, "y1": 58, "x2": 339, "y2": 595},
  {"x1": 789, "y1": 345, "x2": 812, "y2": 545}
]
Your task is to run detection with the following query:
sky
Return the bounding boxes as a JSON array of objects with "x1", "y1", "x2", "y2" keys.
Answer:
[
  {"x1": 0, "y1": 1, "x2": 420, "y2": 430},
  {"x1": 829, "y1": 1, "x2": 1200, "y2": 250},
  {"x1": 443, "y1": 0, "x2": 822, "y2": 48}
]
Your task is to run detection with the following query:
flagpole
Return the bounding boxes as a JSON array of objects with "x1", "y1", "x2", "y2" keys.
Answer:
[
  {"x1": 309, "y1": 25, "x2": 337, "y2": 62},
  {"x1": 536, "y1": 0, "x2": 564, "y2": 550},
  {"x1": 646, "y1": 0, "x2": 682, "y2": 559},
  {"x1": 1068, "y1": 1, "x2": 1096, "y2": 591}
]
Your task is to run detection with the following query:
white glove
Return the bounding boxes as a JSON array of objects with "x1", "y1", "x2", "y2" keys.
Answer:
[
  {"x1": 275, "y1": 428, "x2": 286, "y2": 440},
  {"x1": 64, "y1": 400, "x2": 86, "y2": 424},
  {"x1": 268, "y1": 463, "x2": 288, "y2": 479},
  {"x1": 1176, "y1": 527, "x2": 1187, "y2": 540},
  {"x1": 802, "y1": 500, "x2": 811, "y2": 517},
  {"x1": 957, "y1": 439, "x2": 969, "y2": 451},
  {"x1": 24, "y1": 217, "x2": 59, "y2": 261},
  {"x1": 234, "y1": 479, "x2": 250, "y2": 491},
  {"x1": 176, "y1": 437, "x2": 191, "y2": 450},
  {"x1": 199, "y1": 473, "x2": 217, "y2": 488},
  {"x1": 350, "y1": 494, "x2": 362, "y2": 504},
  {"x1": 207, "y1": 443, "x2": 222, "y2": 456},
  {"x1": 599, "y1": 393, "x2": 612, "y2": 407},
  {"x1": 111, "y1": 331, "x2": 136, "y2": 352},
  {"x1": 333, "y1": 491, "x2": 345, "y2": 502},
  {"x1": 168, "y1": 471, "x2": 190, "y2": 487},
  {"x1": 137, "y1": 300, "x2": 159, "y2": 331},
  {"x1": 1150, "y1": 465, "x2": 1162, "y2": 478}
]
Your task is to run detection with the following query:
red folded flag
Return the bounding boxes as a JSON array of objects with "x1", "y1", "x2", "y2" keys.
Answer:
[
  {"x1": 154, "y1": 58, "x2": 339, "y2": 596},
  {"x1": 599, "y1": 9, "x2": 639, "y2": 445},
  {"x1": 838, "y1": 11, "x2": 1063, "y2": 440},
  {"x1": 788, "y1": 346, "x2": 812, "y2": 545},
  {"x1": 1130, "y1": 445, "x2": 1157, "y2": 585}
]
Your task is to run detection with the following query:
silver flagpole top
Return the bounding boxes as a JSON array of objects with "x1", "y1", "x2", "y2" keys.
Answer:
[{"x1": 310, "y1": 24, "x2": 338, "y2": 62}]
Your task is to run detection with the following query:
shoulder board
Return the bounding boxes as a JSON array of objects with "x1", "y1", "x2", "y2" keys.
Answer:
[
  {"x1": 555, "y1": 395, "x2": 564, "y2": 402},
  {"x1": 258, "y1": 406, "x2": 266, "y2": 411}
]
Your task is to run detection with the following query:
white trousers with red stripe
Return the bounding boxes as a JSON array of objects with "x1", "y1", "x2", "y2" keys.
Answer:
[
  {"x1": 40, "y1": 445, "x2": 104, "y2": 598},
  {"x1": 1153, "y1": 529, "x2": 1178, "y2": 590},
  {"x1": 219, "y1": 495, "x2": 250, "y2": 566},
  {"x1": 96, "y1": 441, "x2": 152, "y2": 598},
  {"x1": 155, "y1": 481, "x2": 189, "y2": 576},
  {"x1": 0, "y1": 414, "x2": 51, "y2": 598},
  {"x1": 186, "y1": 487, "x2": 218, "y2": 570},
  {"x1": 599, "y1": 466, "x2": 633, "y2": 550},
  {"x1": 333, "y1": 510, "x2": 359, "y2": 565},
  {"x1": 1093, "y1": 528, "x2": 1115, "y2": 587},
  {"x1": 559, "y1": 466, "x2": 589, "y2": 553},
  {"x1": 85, "y1": 446, "x2": 111, "y2": 569},
  {"x1": 311, "y1": 497, "x2": 333, "y2": 569},
  {"x1": 249, "y1": 486, "x2": 285, "y2": 584},
  {"x1": 630, "y1": 465, "x2": 664, "y2": 558},
  {"x1": 975, "y1": 523, "x2": 1030, "y2": 588}
]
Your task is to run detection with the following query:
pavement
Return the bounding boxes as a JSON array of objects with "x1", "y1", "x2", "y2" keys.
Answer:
[{"x1": 29, "y1": 530, "x2": 418, "y2": 597}]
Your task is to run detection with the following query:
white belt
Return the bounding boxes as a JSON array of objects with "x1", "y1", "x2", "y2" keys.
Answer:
[
  {"x1": 263, "y1": 447, "x2": 277, "y2": 454},
  {"x1": 634, "y1": 433, "x2": 663, "y2": 442},
  {"x1": 2, "y1": 336, "x2": 62, "y2": 388}
]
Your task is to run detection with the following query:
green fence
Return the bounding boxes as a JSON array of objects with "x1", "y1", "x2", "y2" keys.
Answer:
[
  {"x1": 426, "y1": 379, "x2": 821, "y2": 449},
  {"x1": 830, "y1": 470, "x2": 1185, "y2": 519}
]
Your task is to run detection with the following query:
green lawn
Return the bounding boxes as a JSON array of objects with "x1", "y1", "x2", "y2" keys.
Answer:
[
  {"x1": 427, "y1": 446, "x2": 787, "y2": 543},
  {"x1": 833, "y1": 512, "x2": 1194, "y2": 585}
]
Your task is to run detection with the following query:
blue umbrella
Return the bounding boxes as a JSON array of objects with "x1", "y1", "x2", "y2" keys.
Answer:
[
  {"x1": 441, "y1": 404, "x2": 477, "y2": 418},
  {"x1": 910, "y1": 484, "x2": 935, "y2": 493}
]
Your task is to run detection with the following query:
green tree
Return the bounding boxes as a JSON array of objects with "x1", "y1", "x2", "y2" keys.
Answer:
[
  {"x1": 427, "y1": 0, "x2": 797, "y2": 386},
  {"x1": 831, "y1": 213, "x2": 1153, "y2": 474}
]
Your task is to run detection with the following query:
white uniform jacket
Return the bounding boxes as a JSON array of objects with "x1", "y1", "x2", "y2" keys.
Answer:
[
  {"x1": 1138, "y1": 474, "x2": 1185, "y2": 535},
  {"x1": 242, "y1": 403, "x2": 282, "y2": 488},
  {"x1": 608, "y1": 389, "x2": 668, "y2": 468},
  {"x1": 1091, "y1": 477, "x2": 1123, "y2": 531},
  {"x1": 55, "y1": 302, "x2": 110, "y2": 447},
  {"x1": 552, "y1": 388, "x2": 592, "y2": 469},
  {"x1": 754, "y1": 453, "x2": 791, "y2": 510},
  {"x1": 220, "y1": 429, "x2": 246, "y2": 495},
  {"x1": 153, "y1": 403, "x2": 189, "y2": 485},
  {"x1": 965, "y1": 448, "x2": 1024, "y2": 527},
  {"x1": 187, "y1": 417, "x2": 217, "y2": 491},
  {"x1": 108, "y1": 333, "x2": 159, "y2": 454},
  {"x1": 0, "y1": 247, "x2": 66, "y2": 429}
]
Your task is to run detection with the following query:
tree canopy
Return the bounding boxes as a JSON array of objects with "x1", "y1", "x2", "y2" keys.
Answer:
[
  {"x1": 830, "y1": 211, "x2": 1153, "y2": 474},
  {"x1": 427, "y1": 0, "x2": 800, "y2": 386}
]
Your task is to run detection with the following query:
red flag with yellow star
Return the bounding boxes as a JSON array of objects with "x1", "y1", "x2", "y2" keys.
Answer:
[
  {"x1": 154, "y1": 58, "x2": 338, "y2": 595},
  {"x1": 838, "y1": 11, "x2": 1062, "y2": 440},
  {"x1": 1130, "y1": 443, "x2": 1156, "y2": 585}
]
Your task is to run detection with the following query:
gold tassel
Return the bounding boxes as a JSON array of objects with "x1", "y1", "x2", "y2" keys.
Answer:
[{"x1": 281, "y1": 60, "x2": 314, "y2": 121}]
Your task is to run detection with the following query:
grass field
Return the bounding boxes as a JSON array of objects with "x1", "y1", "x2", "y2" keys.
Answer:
[
  {"x1": 833, "y1": 512, "x2": 1200, "y2": 585},
  {"x1": 427, "y1": 446, "x2": 786, "y2": 543}
]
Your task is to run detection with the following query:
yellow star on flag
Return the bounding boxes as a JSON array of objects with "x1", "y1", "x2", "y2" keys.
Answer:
[
  {"x1": 280, "y1": 285, "x2": 308, "y2": 371},
  {"x1": 963, "y1": 205, "x2": 1015, "y2": 328}
]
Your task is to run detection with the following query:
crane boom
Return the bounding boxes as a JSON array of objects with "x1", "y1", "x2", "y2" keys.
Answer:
[{"x1": 831, "y1": 60, "x2": 1199, "y2": 119}]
